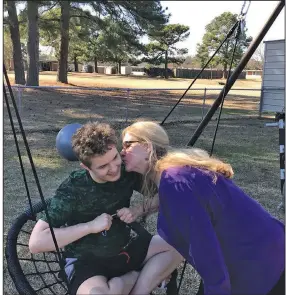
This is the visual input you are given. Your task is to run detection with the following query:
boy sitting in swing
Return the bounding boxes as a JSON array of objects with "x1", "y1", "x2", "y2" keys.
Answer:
[{"x1": 29, "y1": 122, "x2": 182, "y2": 295}]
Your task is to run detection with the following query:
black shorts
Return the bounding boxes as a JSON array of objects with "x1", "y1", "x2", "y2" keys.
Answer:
[{"x1": 68, "y1": 231, "x2": 152, "y2": 295}]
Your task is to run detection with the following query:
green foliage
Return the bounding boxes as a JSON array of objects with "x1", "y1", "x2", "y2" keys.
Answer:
[
  {"x1": 73, "y1": 1, "x2": 168, "y2": 68},
  {"x1": 82, "y1": 1, "x2": 169, "y2": 35},
  {"x1": 149, "y1": 24, "x2": 189, "y2": 45},
  {"x1": 39, "y1": 5, "x2": 97, "y2": 62},
  {"x1": 68, "y1": 15, "x2": 94, "y2": 64},
  {"x1": 196, "y1": 12, "x2": 252, "y2": 74},
  {"x1": 101, "y1": 18, "x2": 145, "y2": 64},
  {"x1": 143, "y1": 24, "x2": 190, "y2": 78},
  {"x1": 18, "y1": 2, "x2": 57, "y2": 44},
  {"x1": 146, "y1": 24, "x2": 189, "y2": 63},
  {"x1": 38, "y1": 6, "x2": 61, "y2": 56},
  {"x1": 8, "y1": 0, "x2": 170, "y2": 81},
  {"x1": 35, "y1": 1, "x2": 168, "y2": 66}
]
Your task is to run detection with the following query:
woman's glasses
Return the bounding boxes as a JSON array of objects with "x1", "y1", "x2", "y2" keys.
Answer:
[{"x1": 122, "y1": 141, "x2": 140, "y2": 150}]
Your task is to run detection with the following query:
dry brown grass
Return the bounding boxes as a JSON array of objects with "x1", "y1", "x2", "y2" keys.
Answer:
[{"x1": 7, "y1": 71, "x2": 262, "y2": 90}]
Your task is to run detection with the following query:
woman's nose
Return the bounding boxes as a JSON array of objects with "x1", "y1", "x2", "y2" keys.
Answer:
[{"x1": 120, "y1": 149, "x2": 125, "y2": 156}]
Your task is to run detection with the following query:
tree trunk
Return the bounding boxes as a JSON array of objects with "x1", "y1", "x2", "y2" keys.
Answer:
[
  {"x1": 57, "y1": 1, "x2": 70, "y2": 83},
  {"x1": 164, "y1": 50, "x2": 168, "y2": 79},
  {"x1": 94, "y1": 57, "x2": 98, "y2": 73},
  {"x1": 26, "y1": 1, "x2": 39, "y2": 86},
  {"x1": 74, "y1": 55, "x2": 78, "y2": 72},
  {"x1": 223, "y1": 42, "x2": 230, "y2": 79},
  {"x1": 223, "y1": 64, "x2": 227, "y2": 79},
  {"x1": 6, "y1": 1, "x2": 26, "y2": 85},
  {"x1": 118, "y1": 60, "x2": 121, "y2": 74}
]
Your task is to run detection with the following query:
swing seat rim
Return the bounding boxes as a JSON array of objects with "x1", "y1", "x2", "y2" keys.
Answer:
[{"x1": 5, "y1": 200, "x2": 53, "y2": 295}]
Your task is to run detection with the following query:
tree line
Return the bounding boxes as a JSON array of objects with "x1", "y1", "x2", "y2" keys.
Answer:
[
  {"x1": 4, "y1": 1, "x2": 258, "y2": 85},
  {"x1": 4, "y1": 0, "x2": 190, "y2": 84}
]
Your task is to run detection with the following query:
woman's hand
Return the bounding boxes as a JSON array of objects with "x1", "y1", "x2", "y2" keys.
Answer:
[{"x1": 116, "y1": 207, "x2": 142, "y2": 223}]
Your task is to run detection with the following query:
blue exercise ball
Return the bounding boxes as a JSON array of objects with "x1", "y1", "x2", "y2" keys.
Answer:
[{"x1": 56, "y1": 123, "x2": 82, "y2": 161}]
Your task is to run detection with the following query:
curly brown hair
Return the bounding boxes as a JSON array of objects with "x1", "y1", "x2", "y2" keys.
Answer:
[{"x1": 72, "y1": 122, "x2": 117, "y2": 168}]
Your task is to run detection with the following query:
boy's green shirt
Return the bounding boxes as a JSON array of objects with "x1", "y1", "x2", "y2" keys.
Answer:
[{"x1": 40, "y1": 166, "x2": 142, "y2": 259}]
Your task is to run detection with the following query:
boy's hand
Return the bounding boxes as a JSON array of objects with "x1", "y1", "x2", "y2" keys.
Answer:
[
  {"x1": 87, "y1": 213, "x2": 113, "y2": 234},
  {"x1": 116, "y1": 207, "x2": 142, "y2": 223}
]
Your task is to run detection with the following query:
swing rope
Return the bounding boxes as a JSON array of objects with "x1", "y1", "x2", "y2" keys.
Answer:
[
  {"x1": 3, "y1": 80, "x2": 35, "y2": 219},
  {"x1": 3, "y1": 65, "x2": 72, "y2": 294},
  {"x1": 160, "y1": 20, "x2": 240, "y2": 125},
  {"x1": 210, "y1": 15, "x2": 246, "y2": 156},
  {"x1": 161, "y1": 1, "x2": 251, "y2": 127}
]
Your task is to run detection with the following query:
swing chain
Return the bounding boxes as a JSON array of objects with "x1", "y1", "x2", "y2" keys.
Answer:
[
  {"x1": 238, "y1": 1, "x2": 251, "y2": 20},
  {"x1": 236, "y1": 1, "x2": 251, "y2": 39}
]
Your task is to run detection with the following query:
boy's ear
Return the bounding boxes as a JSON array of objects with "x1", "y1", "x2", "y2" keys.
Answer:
[{"x1": 80, "y1": 162, "x2": 90, "y2": 171}]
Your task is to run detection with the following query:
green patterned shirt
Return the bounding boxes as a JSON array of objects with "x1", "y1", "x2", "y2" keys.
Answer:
[{"x1": 40, "y1": 165, "x2": 142, "y2": 259}]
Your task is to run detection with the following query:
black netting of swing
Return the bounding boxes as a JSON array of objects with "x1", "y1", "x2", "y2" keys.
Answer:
[
  {"x1": 5, "y1": 199, "x2": 69, "y2": 295},
  {"x1": 5, "y1": 200, "x2": 181, "y2": 295}
]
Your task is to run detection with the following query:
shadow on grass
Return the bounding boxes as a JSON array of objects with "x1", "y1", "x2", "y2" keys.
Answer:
[{"x1": 3, "y1": 87, "x2": 263, "y2": 138}]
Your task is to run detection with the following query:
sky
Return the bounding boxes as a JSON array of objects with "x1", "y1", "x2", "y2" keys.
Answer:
[{"x1": 158, "y1": 1, "x2": 285, "y2": 55}]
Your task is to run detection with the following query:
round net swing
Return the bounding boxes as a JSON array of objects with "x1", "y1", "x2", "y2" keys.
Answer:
[
  {"x1": 6, "y1": 199, "x2": 69, "y2": 295},
  {"x1": 6, "y1": 198, "x2": 179, "y2": 295}
]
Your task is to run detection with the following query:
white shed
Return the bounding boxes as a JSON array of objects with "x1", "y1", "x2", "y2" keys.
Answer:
[
  {"x1": 259, "y1": 39, "x2": 285, "y2": 114},
  {"x1": 121, "y1": 66, "x2": 132, "y2": 75}
]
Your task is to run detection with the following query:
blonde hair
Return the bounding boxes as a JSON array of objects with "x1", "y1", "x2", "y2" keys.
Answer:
[
  {"x1": 156, "y1": 149, "x2": 234, "y2": 179},
  {"x1": 122, "y1": 121, "x2": 234, "y2": 208},
  {"x1": 122, "y1": 121, "x2": 169, "y2": 210}
]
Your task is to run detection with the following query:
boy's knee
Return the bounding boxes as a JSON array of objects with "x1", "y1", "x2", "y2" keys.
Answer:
[
  {"x1": 89, "y1": 286, "x2": 109, "y2": 295},
  {"x1": 170, "y1": 248, "x2": 184, "y2": 262},
  {"x1": 108, "y1": 277, "x2": 125, "y2": 292},
  {"x1": 87, "y1": 277, "x2": 124, "y2": 294}
]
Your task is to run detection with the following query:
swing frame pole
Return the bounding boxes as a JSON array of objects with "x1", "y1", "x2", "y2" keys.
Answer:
[{"x1": 187, "y1": 0, "x2": 285, "y2": 147}]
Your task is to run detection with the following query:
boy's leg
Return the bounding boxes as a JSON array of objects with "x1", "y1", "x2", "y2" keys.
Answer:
[
  {"x1": 130, "y1": 235, "x2": 183, "y2": 295},
  {"x1": 76, "y1": 271, "x2": 139, "y2": 295}
]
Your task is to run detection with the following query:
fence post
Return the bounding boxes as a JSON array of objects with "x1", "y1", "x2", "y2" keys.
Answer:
[
  {"x1": 125, "y1": 88, "x2": 130, "y2": 123},
  {"x1": 201, "y1": 88, "x2": 207, "y2": 120}
]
